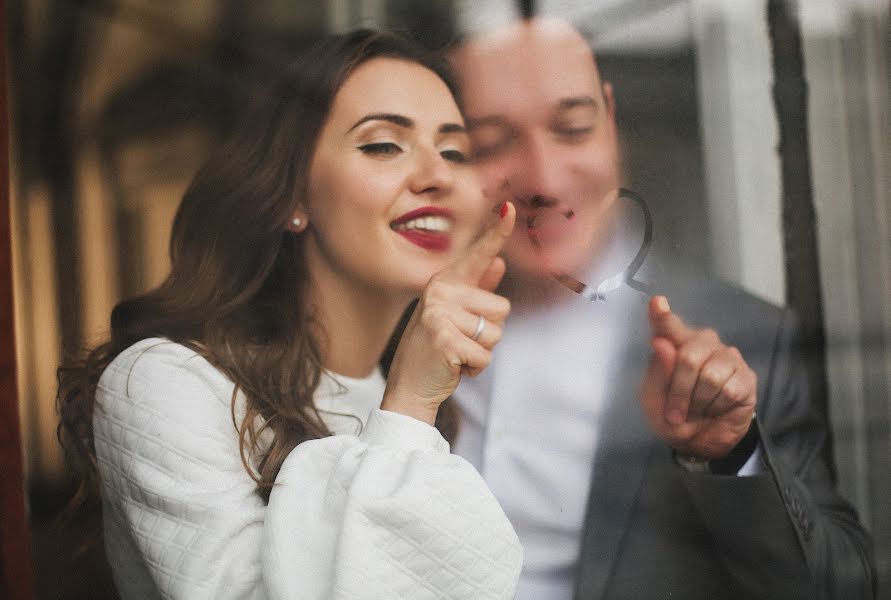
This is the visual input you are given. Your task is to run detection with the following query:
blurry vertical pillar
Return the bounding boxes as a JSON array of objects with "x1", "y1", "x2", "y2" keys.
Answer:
[
  {"x1": 0, "y1": 0, "x2": 33, "y2": 598},
  {"x1": 766, "y1": 1, "x2": 832, "y2": 464},
  {"x1": 797, "y1": 0, "x2": 891, "y2": 584},
  {"x1": 691, "y1": 0, "x2": 786, "y2": 306},
  {"x1": 41, "y1": 0, "x2": 96, "y2": 360}
]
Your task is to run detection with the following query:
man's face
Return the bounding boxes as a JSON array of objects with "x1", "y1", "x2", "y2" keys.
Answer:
[{"x1": 452, "y1": 18, "x2": 621, "y2": 277}]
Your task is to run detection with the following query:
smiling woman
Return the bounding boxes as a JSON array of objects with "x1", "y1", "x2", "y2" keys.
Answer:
[
  {"x1": 301, "y1": 57, "x2": 487, "y2": 319},
  {"x1": 55, "y1": 30, "x2": 521, "y2": 600}
]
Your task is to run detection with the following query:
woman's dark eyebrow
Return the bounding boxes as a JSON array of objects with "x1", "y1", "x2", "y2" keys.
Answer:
[
  {"x1": 348, "y1": 113, "x2": 413, "y2": 132},
  {"x1": 348, "y1": 114, "x2": 465, "y2": 135},
  {"x1": 439, "y1": 123, "x2": 466, "y2": 134}
]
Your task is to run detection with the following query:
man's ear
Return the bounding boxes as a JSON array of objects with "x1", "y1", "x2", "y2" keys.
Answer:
[{"x1": 602, "y1": 81, "x2": 616, "y2": 123}]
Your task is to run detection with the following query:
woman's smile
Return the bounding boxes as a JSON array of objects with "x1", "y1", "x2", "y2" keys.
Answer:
[
  {"x1": 390, "y1": 206, "x2": 454, "y2": 251},
  {"x1": 303, "y1": 57, "x2": 486, "y2": 293}
]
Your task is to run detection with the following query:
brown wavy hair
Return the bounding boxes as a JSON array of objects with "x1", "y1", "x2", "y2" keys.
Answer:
[{"x1": 57, "y1": 29, "x2": 460, "y2": 511}]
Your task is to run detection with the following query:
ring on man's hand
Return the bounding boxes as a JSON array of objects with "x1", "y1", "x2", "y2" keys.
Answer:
[{"x1": 471, "y1": 315, "x2": 486, "y2": 341}]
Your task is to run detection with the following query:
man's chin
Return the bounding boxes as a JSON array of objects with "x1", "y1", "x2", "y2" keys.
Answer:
[{"x1": 508, "y1": 246, "x2": 592, "y2": 278}]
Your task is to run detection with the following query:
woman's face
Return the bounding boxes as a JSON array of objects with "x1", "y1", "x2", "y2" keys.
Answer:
[{"x1": 303, "y1": 57, "x2": 489, "y2": 297}]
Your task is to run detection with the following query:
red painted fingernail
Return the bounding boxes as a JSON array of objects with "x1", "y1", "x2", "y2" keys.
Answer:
[{"x1": 500, "y1": 201, "x2": 509, "y2": 218}]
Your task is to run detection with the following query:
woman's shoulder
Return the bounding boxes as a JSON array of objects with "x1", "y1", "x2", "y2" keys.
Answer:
[{"x1": 97, "y1": 337, "x2": 235, "y2": 412}]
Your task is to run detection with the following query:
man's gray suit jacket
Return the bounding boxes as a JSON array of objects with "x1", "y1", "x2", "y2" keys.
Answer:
[{"x1": 573, "y1": 269, "x2": 876, "y2": 600}]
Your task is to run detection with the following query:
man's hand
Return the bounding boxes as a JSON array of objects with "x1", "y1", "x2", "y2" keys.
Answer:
[{"x1": 641, "y1": 296, "x2": 757, "y2": 459}]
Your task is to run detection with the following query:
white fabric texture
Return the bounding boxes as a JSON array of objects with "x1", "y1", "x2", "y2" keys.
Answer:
[{"x1": 93, "y1": 338, "x2": 522, "y2": 600}]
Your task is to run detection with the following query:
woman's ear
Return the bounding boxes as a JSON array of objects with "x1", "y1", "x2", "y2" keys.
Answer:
[{"x1": 287, "y1": 209, "x2": 308, "y2": 233}]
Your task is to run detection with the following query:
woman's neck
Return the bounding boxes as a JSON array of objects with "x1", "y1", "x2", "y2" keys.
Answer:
[{"x1": 307, "y1": 263, "x2": 412, "y2": 379}]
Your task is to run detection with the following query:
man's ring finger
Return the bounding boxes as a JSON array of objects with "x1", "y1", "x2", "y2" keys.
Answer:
[{"x1": 472, "y1": 315, "x2": 486, "y2": 341}]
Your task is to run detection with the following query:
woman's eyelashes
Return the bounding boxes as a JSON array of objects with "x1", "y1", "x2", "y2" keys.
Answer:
[
  {"x1": 359, "y1": 141, "x2": 402, "y2": 156},
  {"x1": 357, "y1": 142, "x2": 468, "y2": 164},
  {"x1": 439, "y1": 149, "x2": 468, "y2": 164}
]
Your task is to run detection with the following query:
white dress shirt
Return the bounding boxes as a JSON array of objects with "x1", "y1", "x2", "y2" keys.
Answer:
[
  {"x1": 454, "y1": 207, "x2": 650, "y2": 600},
  {"x1": 453, "y1": 220, "x2": 762, "y2": 599},
  {"x1": 454, "y1": 285, "x2": 631, "y2": 600}
]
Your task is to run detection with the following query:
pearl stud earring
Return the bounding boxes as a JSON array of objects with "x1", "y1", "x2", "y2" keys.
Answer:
[{"x1": 292, "y1": 217, "x2": 303, "y2": 228}]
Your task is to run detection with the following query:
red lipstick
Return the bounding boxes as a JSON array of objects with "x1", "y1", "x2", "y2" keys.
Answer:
[{"x1": 390, "y1": 206, "x2": 454, "y2": 252}]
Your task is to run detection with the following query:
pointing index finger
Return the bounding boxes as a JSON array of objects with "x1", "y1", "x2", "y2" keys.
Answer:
[
  {"x1": 648, "y1": 296, "x2": 694, "y2": 345},
  {"x1": 447, "y1": 201, "x2": 515, "y2": 285}
]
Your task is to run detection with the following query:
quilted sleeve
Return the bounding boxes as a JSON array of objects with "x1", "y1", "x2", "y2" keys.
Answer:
[
  {"x1": 94, "y1": 341, "x2": 269, "y2": 599},
  {"x1": 262, "y1": 408, "x2": 523, "y2": 600}
]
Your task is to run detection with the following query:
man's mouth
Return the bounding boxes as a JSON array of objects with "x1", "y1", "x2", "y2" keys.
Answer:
[
  {"x1": 390, "y1": 207, "x2": 454, "y2": 251},
  {"x1": 525, "y1": 204, "x2": 575, "y2": 245}
]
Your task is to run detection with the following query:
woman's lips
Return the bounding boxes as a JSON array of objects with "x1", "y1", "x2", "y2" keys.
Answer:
[
  {"x1": 390, "y1": 206, "x2": 454, "y2": 252},
  {"x1": 396, "y1": 229, "x2": 451, "y2": 251}
]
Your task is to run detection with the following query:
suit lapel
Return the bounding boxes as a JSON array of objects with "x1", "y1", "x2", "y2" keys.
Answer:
[{"x1": 573, "y1": 304, "x2": 654, "y2": 600}]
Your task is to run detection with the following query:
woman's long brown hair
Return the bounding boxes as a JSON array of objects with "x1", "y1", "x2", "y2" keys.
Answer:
[{"x1": 57, "y1": 30, "x2": 460, "y2": 512}]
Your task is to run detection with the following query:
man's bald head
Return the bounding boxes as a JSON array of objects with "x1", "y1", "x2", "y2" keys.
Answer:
[
  {"x1": 450, "y1": 16, "x2": 621, "y2": 278},
  {"x1": 452, "y1": 17, "x2": 606, "y2": 121}
]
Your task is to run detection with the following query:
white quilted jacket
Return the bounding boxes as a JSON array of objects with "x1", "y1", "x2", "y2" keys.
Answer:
[{"x1": 93, "y1": 338, "x2": 522, "y2": 599}]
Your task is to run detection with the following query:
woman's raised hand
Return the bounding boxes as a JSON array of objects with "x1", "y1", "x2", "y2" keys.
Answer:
[{"x1": 381, "y1": 202, "x2": 516, "y2": 425}]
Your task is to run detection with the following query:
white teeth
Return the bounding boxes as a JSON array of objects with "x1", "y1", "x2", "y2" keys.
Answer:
[{"x1": 393, "y1": 216, "x2": 452, "y2": 232}]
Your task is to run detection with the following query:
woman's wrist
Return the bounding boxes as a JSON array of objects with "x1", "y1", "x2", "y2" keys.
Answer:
[{"x1": 380, "y1": 389, "x2": 439, "y2": 426}]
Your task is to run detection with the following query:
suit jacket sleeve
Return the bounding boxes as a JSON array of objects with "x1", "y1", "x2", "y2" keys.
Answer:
[{"x1": 678, "y1": 309, "x2": 876, "y2": 599}]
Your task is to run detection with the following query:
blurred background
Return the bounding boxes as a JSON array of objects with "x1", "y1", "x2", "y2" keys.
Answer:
[{"x1": 2, "y1": 0, "x2": 889, "y2": 597}]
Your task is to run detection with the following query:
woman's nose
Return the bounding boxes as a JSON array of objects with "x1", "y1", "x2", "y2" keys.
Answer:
[{"x1": 408, "y1": 146, "x2": 455, "y2": 196}]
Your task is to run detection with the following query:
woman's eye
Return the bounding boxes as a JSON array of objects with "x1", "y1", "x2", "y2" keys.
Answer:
[
  {"x1": 358, "y1": 142, "x2": 402, "y2": 156},
  {"x1": 440, "y1": 149, "x2": 468, "y2": 164}
]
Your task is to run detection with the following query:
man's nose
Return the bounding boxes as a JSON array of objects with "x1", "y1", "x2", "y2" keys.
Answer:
[
  {"x1": 507, "y1": 134, "x2": 564, "y2": 203},
  {"x1": 408, "y1": 146, "x2": 455, "y2": 196}
]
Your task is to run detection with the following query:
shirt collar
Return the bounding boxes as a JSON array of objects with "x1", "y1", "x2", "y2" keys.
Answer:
[{"x1": 314, "y1": 368, "x2": 386, "y2": 434}]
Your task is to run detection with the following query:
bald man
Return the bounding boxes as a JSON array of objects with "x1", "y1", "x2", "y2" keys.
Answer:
[{"x1": 449, "y1": 17, "x2": 874, "y2": 600}]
